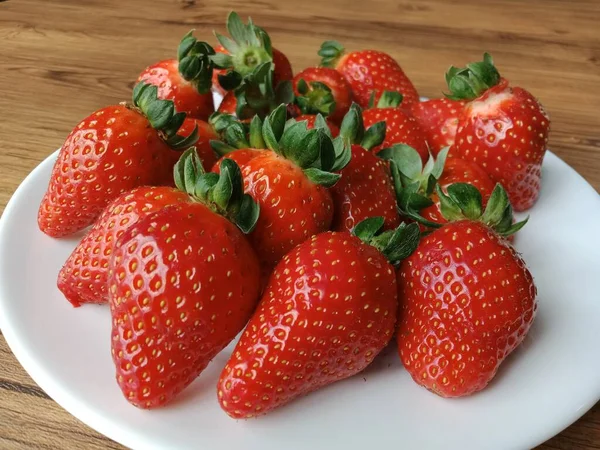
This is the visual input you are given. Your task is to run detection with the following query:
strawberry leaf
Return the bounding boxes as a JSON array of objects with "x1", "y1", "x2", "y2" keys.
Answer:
[
  {"x1": 303, "y1": 168, "x2": 341, "y2": 187},
  {"x1": 361, "y1": 121, "x2": 386, "y2": 151}
]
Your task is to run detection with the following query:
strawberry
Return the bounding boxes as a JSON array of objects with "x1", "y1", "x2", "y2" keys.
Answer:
[
  {"x1": 362, "y1": 92, "x2": 429, "y2": 161},
  {"x1": 447, "y1": 53, "x2": 550, "y2": 211},
  {"x1": 380, "y1": 145, "x2": 495, "y2": 228},
  {"x1": 211, "y1": 106, "x2": 351, "y2": 269},
  {"x1": 318, "y1": 41, "x2": 419, "y2": 109},
  {"x1": 38, "y1": 83, "x2": 198, "y2": 238},
  {"x1": 137, "y1": 31, "x2": 214, "y2": 121},
  {"x1": 210, "y1": 12, "x2": 292, "y2": 96},
  {"x1": 178, "y1": 117, "x2": 218, "y2": 171},
  {"x1": 109, "y1": 151, "x2": 261, "y2": 408},
  {"x1": 218, "y1": 218, "x2": 420, "y2": 418},
  {"x1": 217, "y1": 91, "x2": 237, "y2": 115},
  {"x1": 397, "y1": 183, "x2": 536, "y2": 397},
  {"x1": 57, "y1": 186, "x2": 189, "y2": 307},
  {"x1": 410, "y1": 98, "x2": 466, "y2": 157},
  {"x1": 329, "y1": 104, "x2": 399, "y2": 231},
  {"x1": 292, "y1": 67, "x2": 352, "y2": 124},
  {"x1": 295, "y1": 114, "x2": 340, "y2": 137}
]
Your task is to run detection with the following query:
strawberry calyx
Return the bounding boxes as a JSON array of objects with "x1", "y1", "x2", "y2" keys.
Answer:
[
  {"x1": 132, "y1": 82, "x2": 199, "y2": 150},
  {"x1": 211, "y1": 12, "x2": 273, "y2": 79},
  {"x1": 318, "y1": 40, "x2": 345, "y2": 68},
  {"x1": 368, "y1": 90, "x2": 404, "y2": 109},
  {"x1": 339, "y1": 103, "x2": 386, "y2": 151},
  {"x1": 294, "y1": 78, "x2": 336, "y2": 116},
  {"x1": 445, "y1": 52, "x2": 501, "y2": 101},
  {"x1": 173, "y1": 147, "x2": 259, "y2": 233},
  {"x1": 352, "y1": 217, "x2": 420, "y2": 266},
  {"x1": 177, "y1": 30, "x2": 215, "y2": 94},
  {"x1": 436, "y1": 182, "x2": 527, "y2": 237},
  {"x1": 378, "y1": 145, "x2": 448, "y2": 227}
]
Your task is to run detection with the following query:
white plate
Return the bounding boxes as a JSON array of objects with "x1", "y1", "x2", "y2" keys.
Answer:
[{"x1": 1, "y1": 149, "x2": 600, "y2": 450}]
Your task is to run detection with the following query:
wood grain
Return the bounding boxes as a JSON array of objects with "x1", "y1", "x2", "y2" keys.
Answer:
[{"x1": 0, "y1": 0, "x2": 599, "y2": 448}]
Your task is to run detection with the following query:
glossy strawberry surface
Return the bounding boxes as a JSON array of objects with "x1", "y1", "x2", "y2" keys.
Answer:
[
  {"x1": 218, "y1": 231, "x2": 397, "y2": 417},
  {"x1": 411, "y1": 98, "x2": 466, "y2": 157}
]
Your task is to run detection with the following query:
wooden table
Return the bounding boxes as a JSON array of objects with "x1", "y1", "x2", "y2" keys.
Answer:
[{"x1": 1, "y1": 0, "x2": 599, "y2": 448}]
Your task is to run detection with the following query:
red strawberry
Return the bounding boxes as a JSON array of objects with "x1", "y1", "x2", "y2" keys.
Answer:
[
  {"x1": 217, "y1": 91, "x2": 237, "y2": 115},
  {"x1": 319, "y1": 41, "x2": 419, "y2": 109},
  {"x1": 447, "y1": 54, "x2": 549, "y2": 211},
  {"x1": 362, "y1": 92, "x2": 429, "y2": 161},
  {"x1": 212, "y1": 149, "x2": 264, "y2": 174},
  {"x1": 109, "y1": 153, "x2": 262, "y2": 408},
  {"x1": 178, "y1": 117, "x2": 218, "y2": 171},
  {"x1": 137, "y1": 31, "x2": 214, "y2": 121},
  {"x1": 328, "y1": 103, "x2": 398, "y2": 231},
  {"x1": 292, "y1": 67, "x2": 352, "y2": 124},
  {"x1": 57, "y1": 186, "x2": 189, "y2": 307},
  {"x1": 410, "y1": 98, "x2": 466, "y2": 157},
  {"x1": 210, "y1": 105, "x2": 351, "y2": 269},
  {"x1": 218, "y1": 219, "x2": 420, "y2": 418},
  {"x1": 38, "y1": 83, "x2": 198, "y2": 238},
  {"x1": 397, "y1": 183, "x2": 536, "y2": 397}
]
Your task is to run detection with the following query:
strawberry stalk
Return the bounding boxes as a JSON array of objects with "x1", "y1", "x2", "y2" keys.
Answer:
[
  {"x1": 177, "y1": 30, "x2": 215, "y2": 94},
  {"x1": 445, "y1": 52, "x2": 501, "y2": 101},
  {"x1": 173, "y1": 148, "x2": 259, "y2": 233},
  {"x1": 294, "y1": 78, "x2": 336, "y2": 116},
  {"x1": 339, "y1": 103, "x2": 386, "y2": 150},
  {"x1": 317, "y1": 40, "x2": 346, "y2": 68},
  {"x1": 352, "y1": 217, "x2": 421, "y2": 266},
  {"x1": 368, "y1": 90, "x2": 403, "y2": 109},
  {"x1": 132, "y1": 82, "x2": 199, "y2": 149}
]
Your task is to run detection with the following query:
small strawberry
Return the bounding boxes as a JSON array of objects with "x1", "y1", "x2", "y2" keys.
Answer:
[
  {"x1": 329, "y1": 104, "x2": 399, "y2": 231},
  {"x1": 109, "y1": 151, "x2": 261, "y2": 408},
  {"x1": 137, "y1": 31, "x2": 215, "y2": 121},
  {"x1": 380, "y1": 145, "x2": 495, "y2": 228},
  {"x1": 318, "y1": 41, "x2": 419, "y2": 109},
  {"x1": 210, "y1": 12, "x2": 292, "y2": 96},
  {"x1": 211, "y1": 105, "x2": 351, "y2": 269},
  {"x1": 57, "y1": 186, "x2": 190, "y2": 307},
  {"x1": 397, "y1": 183, "x2": 536, "y2": 397},
  {"x1": 218, "y1": 218, "x2": 420, "y2": 418},
  {"x1": 410, "y1": 98, "x2": 466, "y2": 157},
  {"x1": 38, "y1": 83, "x2": 198, "y2": 238},
  {"x1": 292, "y1": 67, "x2": 352, "y2": 124},
  {"x1": 362, "y1": 92, "x2": 429, "y2": 161},
  {"x1": 177, "y1": 117, "x2": 218, "y2": 171},
  {"x1": 447, "y1": 53, "x2": 550, "y2": 211}
]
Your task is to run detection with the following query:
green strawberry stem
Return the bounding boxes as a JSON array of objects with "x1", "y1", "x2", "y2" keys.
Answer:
[
  {"x1": 132, "y1": 82, "x2": 198, "y2": 150},
  {"x1": 339, "y1": 103, "x2": 386, "y2": 151},
  {"x1": 318, "y1": 40, "x2": 345, "y2": 68},
  {"x1": 173, "y1": 148, "x2": 259, "y2": 233},
  {"x1": 353, "y1": 217, "x2": 420, "y2": 266},
  {"x1": 436, "y1": 183, "x2": 527, "y2": 237},
  {"x1": 177, "y1": 30, "x2": 215, "y2": 94},
  {"x1": 295, "y1": 79, "x2": 336, "y2": 116},
  {"x1": 210, "y1": 104, "x2": 352, "y2": 187},
  {"x1": 212, "y1": 12, "x2": 273, "y2": 78},
  {"x1": 445, "y1": 52, "x2": 501, "y2": 101},
  {"x1": 370, "y1": 91, "x2": 403, "y2": 109}
]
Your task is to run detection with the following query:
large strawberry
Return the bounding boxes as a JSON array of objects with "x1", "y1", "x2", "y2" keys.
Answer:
[
  {"x1": 329, "y1": 104, "x2": 399, "y2": 231},
  {"x1": 211, "y1": 106, "x2": 351, "y2": 269},
  {"x1": 410, "y1": 98, "x2": 466, "y2": 157},
  {"x1": 380, "y1": 145, "x2": 495, "y2": 228},
  {"x1": 292, "y1": 67, "x2": 352, "y2": 124},
  {"x1": 362, "y1": 92, "x2": 429, "y2": 161},
  {"x1": 57, "y1": 186, "x2": 189, "y2": 307},
  {"x1": 397, "y1": 183, "x2": 536, "y2": 397},
  {"x1": 218, "y1": 218, "x2": 420, "y2": 418},
  {"x1": 318, "y1": 41, "x2": 419, "y2": 109},
  {"x1": 447, "y1": 53, "x2": 550, "y2": 211},
  {"x1": 38, "y1": 83, "x2": 198, "y2": 238},
  {"x1": 211, "y1": 12, "x2": 292, "y2": 96},
  {"x1": 137, "y1": 31, "x2": 215, "y2": 121},
  {"x1": 109, "y1": 151, "x2": 261, "y2": 408}
]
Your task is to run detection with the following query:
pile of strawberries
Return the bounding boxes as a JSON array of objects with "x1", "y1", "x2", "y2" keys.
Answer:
[{"x1": 38, "y1": 12, "x2": 549, "y2": 416}]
